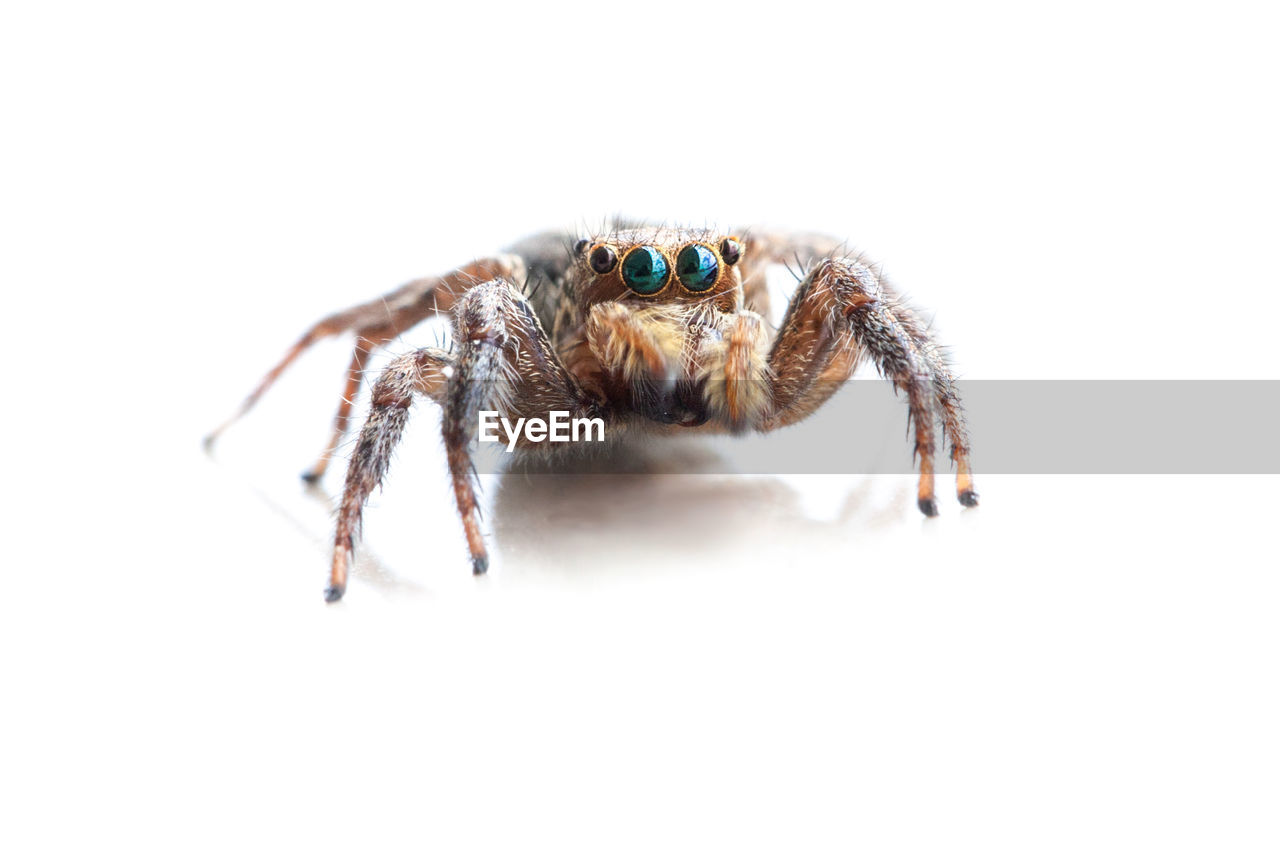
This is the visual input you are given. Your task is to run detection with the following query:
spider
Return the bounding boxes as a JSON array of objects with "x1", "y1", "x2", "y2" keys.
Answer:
[{"x1": 206, "y1": 222, "x2": 978, "y2": 601}]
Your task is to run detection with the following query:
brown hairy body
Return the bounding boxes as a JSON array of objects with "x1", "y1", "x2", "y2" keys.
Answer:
[{"x1": 206, "y1": 222, "x2": 978, "y2": 601}]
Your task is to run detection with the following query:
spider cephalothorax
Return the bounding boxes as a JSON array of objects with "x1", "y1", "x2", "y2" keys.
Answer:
[
  {"x1": 554, "y1": 227, "x2": 763, "y2": 430},
  {"x1": 206, "y1": 221, "x2": 977, "y2": 601}
]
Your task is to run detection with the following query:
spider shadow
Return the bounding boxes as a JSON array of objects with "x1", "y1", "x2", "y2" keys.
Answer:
[
  {"x1": 256, "y1": 435, "x2": 916, "y2": 594},
  {"x1": 488, "y1": 436, "x2": 913, "y2": 581}
]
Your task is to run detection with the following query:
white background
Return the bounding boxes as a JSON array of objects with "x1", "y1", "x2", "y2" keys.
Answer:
[{"x1": 3, "y1": 2, "x2": 1278, "y2": 850}]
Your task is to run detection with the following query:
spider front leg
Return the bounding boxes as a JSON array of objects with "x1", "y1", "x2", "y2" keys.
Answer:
[
  {"x1": 327, "y1": 346, "x2": 451, "y2": 602},
  {"x1": 203, "y1": 256, "x2": 522, "y2": 483},
  {"x1": 766, "y1": 257, "x2": 977, "y2": 515},
  {"x1": 327, "y1": 278, "x2": 601, "y2": 602}
]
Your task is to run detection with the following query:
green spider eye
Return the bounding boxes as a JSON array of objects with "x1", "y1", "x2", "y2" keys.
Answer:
[
  {"x1": 676, "y1": 244, "x2": 720, "y2": 292},
  {"x1": 621, "y1": 246, "x2": 670, "y2": 295}
]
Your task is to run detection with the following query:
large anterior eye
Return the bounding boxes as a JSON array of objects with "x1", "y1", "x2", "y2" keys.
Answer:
[
  {"x1": 676, "y1": 244, "x2": 719, "y2": 292},
  {"x1": 621, "y1": 246, "x2": 670, "y2": 295}
]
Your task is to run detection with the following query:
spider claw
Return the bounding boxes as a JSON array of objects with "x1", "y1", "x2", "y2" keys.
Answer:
[
  {"x1": 300, "y1": 468, "x2": 323, "y2": 485},
  {"x1": 472, "y1": 554, "x2": 489, "y2": 575},
  {"x1": 958, "y1": 489, "x2": 980, "y2": 508},
  {"x1": 323, "y1": 584, "x2": 345, "y2": 603},
  {"x1": 917, "y1": 496, "x2": 940, "y2": 517}
]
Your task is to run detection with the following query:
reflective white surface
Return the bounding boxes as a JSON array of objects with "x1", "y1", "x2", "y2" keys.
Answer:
[{"x1": 11, "y1": 421, "x2": 1279, "y2": 850}]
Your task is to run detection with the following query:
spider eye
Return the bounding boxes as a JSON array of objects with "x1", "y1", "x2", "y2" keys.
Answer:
[
  {"x1": 589, "y1": 245, "x2": 618, "y2": 274},
  {"x1": 719, "y1": 238, "x2": 743, "y2": 266},
  {"x1": 574, "y1": 238, "x2": 590, "y2": 256},
  {"x1": 620, "y1": 246, "x2": 670, "y2": 295},
  {"x1": 676, "y1": 244, "x2": 719, "y2": 292}
]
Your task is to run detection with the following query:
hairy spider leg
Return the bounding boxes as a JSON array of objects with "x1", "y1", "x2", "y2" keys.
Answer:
[
  {"x1": 327, "y1": 347, "x2": 451, "y2": 602},
  {"x1": 735, "y1": 228, "x2": 848, "y2": 318},
  {"x1": 203, "y1": 257, "x2": 522, "y2": 481},
  {"x1": 302, "y1": 336, "x2": 371, "y2": 484},
  {"x1": 763, "y1": 255, "x2": 977, "y2": 514},
  {"x1": 327, "y1": 278, "x2": 601, "y2": 602}
]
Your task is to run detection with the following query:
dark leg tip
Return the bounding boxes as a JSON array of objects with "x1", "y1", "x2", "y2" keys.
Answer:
[
  {"x1": 918, "y1": 496, "x2": 940, "y2": 517},
  {"x1": 300, "y1": 469, "x2": 323, "y2": 485},
  {"x1": 323, "y1": 584, "x2": 345, "y2": 603},
  {"x1": 958, "y1": 489, "x2": 980, "y2": 508},
  {"x1": 472, "y1": 554, "x2": 489, "y2": 576},
  {"x1": 201, "y1": 434, "x2": 216, "y2": 454}
]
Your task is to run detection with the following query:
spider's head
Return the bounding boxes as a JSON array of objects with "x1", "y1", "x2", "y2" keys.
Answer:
[
  {"x1": 570, "y1": 226, "x2": 745, "y2": 313},
  {"x1": 568, "y1": 227, "x2": 759, "y2": 429}
]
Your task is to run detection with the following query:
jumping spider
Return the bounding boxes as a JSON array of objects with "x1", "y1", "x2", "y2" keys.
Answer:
[{"x1": 206, "y1": 223, "x2": 978, "y2": 601}]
